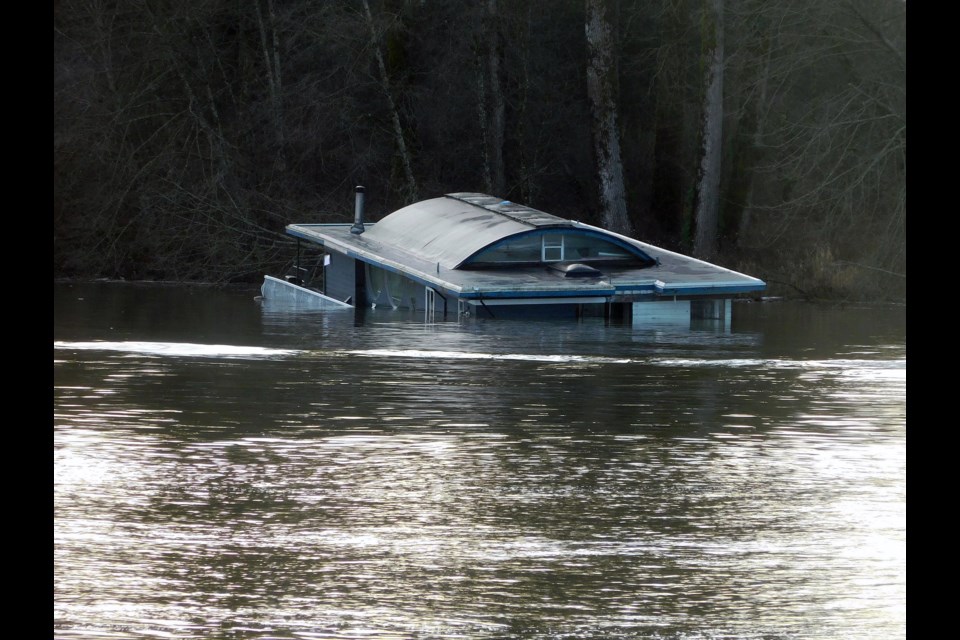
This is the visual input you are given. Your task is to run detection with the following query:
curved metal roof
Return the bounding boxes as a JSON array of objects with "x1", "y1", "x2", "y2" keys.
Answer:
[{"x1": 362, "y1": 193, "x2": 575, "y2": 269}]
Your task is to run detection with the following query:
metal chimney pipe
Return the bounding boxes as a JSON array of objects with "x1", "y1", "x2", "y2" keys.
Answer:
[{"x1": 350, "y1": 186, "x2": 366, "y2": 234}]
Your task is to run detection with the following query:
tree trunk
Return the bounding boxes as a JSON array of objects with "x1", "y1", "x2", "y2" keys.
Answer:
[
  {"x1": 693, "y1": 0, "x2": 724, "y2": 261},
  {"x1": 516, "y1": 4, "x2": 533, "y2": 204},
  {"x1": 486, "y1": 0, "x2": 506, "y2": 196},
  {"x1": 255, "y1": 0, "x2": 286, "y2": 172},
  {"x1": 585, "y1": 0, "x2": 632, "y2": 236},
  {"x1": 476, "y1": 0, "x2": 506, "y2": 197},
  {"x1": 737, "y1": 28, "x2": 771, "y2": 248},
  {"x1": 362, "y1": 0, "x2": 418, "y2": 203}
]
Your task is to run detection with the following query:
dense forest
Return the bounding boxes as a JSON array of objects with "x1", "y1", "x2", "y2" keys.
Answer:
[{"x1": 53, "y1": 0, "x2": 905, "y2": 301}]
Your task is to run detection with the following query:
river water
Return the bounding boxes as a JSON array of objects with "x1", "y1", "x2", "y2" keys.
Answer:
[{"x1": 53, "y1": 282, "x2": 906, "y2": 639}]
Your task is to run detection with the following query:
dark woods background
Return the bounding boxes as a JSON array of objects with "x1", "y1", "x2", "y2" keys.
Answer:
[{"x1": 53, "y1": 0, "x2": 905, "y2": 301}]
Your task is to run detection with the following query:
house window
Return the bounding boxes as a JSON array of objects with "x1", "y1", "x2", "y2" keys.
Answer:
[{"x1": 542, "y1": 234, "x2": 564, "y2": 261}]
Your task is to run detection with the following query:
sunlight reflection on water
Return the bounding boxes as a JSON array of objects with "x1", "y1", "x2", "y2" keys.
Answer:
[{"x1": 54, "y1": 286, "x2": 905, "y2": 639}]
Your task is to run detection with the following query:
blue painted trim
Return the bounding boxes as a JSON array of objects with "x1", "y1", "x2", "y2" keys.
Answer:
[
  {"x1": 654, "y1": 283, "x2": 767, "y2": 296},
  {"x1": 612, "y1": 283, "x2": 660, "y2": 293},
  {"x1": 458, "y1": 288, "x2": 616, "y2": 300}
]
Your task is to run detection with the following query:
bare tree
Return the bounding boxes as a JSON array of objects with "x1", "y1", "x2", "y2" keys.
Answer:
[
  {"x1": 476, "y1": 0, "x2": 506, "y2": 196},
  {"x1": 726, "y1": 0, "x2": 905, "y2": 296},
  {"x1": 585, "y1": 0, "x2": 632, "y2": 235},
  {"x1": 53, "y1": 0, "x2": 904, "y2": 299},
  {"x1": 361, "y1": 0, "x2": 418, "y2": 203},
  {"x1": 255, "y1": 0, "x2": 286, "y2": 172},
  {"x1": 692, "y1": 0, "x2": 724, "y2": 261}
]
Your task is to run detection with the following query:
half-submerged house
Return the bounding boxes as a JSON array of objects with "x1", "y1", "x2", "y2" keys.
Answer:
[{"x1": 262, "y1": 187, "x2": 766, "y2": 323}]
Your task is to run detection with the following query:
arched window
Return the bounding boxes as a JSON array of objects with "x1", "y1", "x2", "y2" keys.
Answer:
[{"x1": 462, "y1": 230, "x2": 655, "y2": 268}]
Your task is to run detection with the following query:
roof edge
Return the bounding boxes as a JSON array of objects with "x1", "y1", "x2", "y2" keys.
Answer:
[{"x1": 444, "y1": 193, "x2": 574, "y2": 228}]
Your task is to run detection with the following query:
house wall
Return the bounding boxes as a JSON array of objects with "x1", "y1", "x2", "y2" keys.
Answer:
[
  {"x1": 324, "y1": 252, "x2": 356, "y2": 304},
  {"x1": 365, "y1": 263, "x2": 428, "y2": 310},
  {"x1": 691, "y1": 298, "x2": 731, "y2": 331},
  {"x1": 631, "y1": 298, "x2": 731, "y2": 330},
  {"x1": 632, "y1": 300, "x2": 691, "y2": 324}
]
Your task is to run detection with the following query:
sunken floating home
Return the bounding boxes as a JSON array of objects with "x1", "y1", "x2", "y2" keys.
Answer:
[{"x1": 262, "y1": 187, "x2": 766, "y2": 324}]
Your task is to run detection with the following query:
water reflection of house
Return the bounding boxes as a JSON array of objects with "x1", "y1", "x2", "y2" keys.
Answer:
[{"x1": 263, "y1": 188, "x2": 766, "y2": 323}]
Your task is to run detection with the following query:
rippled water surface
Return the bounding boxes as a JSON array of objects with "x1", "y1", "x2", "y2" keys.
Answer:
[{"x1": 54, "y1": 283, "x2": 906, "y2": 639}]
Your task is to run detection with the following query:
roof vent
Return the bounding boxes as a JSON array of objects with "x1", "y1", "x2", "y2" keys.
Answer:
[
  {"x1": 350, "y1": 186, "x2": 366, "y2": 235},
  {"x1": 548, "y1": 262, "x2": 603, "y2": 278}
]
